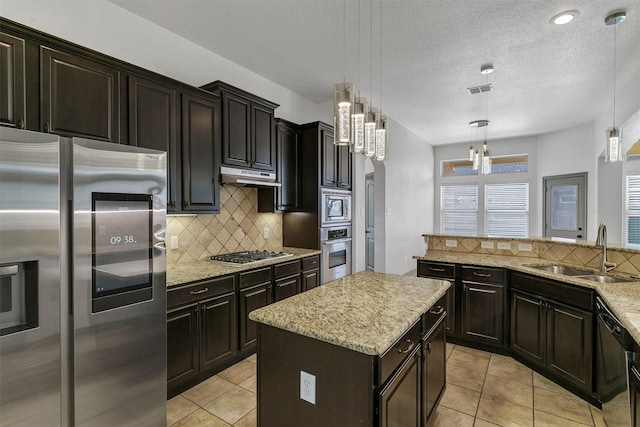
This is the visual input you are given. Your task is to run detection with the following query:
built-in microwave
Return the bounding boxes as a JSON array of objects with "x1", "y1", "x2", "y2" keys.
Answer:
[{"x1": 321, "y1": 189, "x2": 351, "y2": 225}]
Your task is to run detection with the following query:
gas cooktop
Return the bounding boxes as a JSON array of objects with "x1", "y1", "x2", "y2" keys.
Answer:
[{"x1": 210, "y1": 250, "x2": 293, "y2": 266}]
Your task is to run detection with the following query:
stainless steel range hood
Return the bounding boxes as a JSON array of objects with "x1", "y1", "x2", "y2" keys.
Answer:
[{"x1": 220, "y1": 166, "x2": 281, "y2": 187}]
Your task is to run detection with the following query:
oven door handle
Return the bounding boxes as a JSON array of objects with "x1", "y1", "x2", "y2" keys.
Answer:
[{"x1": 322, "y1": 239, "x2": 352, "y2": 245}]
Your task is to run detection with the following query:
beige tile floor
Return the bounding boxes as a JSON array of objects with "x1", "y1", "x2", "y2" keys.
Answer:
[{"x1": 167, "y1": 345, "x2": 606, "y2": 426}]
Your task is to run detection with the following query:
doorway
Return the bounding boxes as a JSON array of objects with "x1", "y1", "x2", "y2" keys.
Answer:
[
  {"x1": 543, "y1": 172, "x2": 587, "y2": 240},
  {"x1": 365, "y1": 173, "x2": 375, "y2": 271}
]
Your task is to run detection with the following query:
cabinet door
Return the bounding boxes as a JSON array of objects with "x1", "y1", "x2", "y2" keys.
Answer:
[
  {"x1": 239, "y1": 282, "x2": 272, "y2": 352},
  {"x1": 337, "y1": 144, "x2": 352, "y2": 189},
  {"x1": 274, "y1": 275, "x2": 301, "y2": 302},
  {"x1": 631, "y1": 364, "x2": 640, "y2": 427},
  {"x1": 378, "y1": 345, "x2": 421, "y2": 427},
  {"x1": 251, "y1": 103, "x2": 275, "y2": 171},
  {"x1": 546, "y1": 301, "x2": 593, "y2": 392},
  {"x1": 422, "y1": 319, "x2": 446, "y2": 424},
  {"x1": 128, "y1": 75, "x2": 179, "y2": 211},
  {"x1": 167, "y1": 304, "x2": 198, "y2": 388},
  {"x1": 181, "y1": 91, "x2": 220, "y2": 213},
  {"x1": 221, "y1": 92, "x2": 251, "y2": 168},
  {"x1": 41, "y1": 47, "x2": 120, "y2": 142},
  {"x1": 0, "y1": 32, "x2": 26, "y2": 129},
  {"x1": 277, "y1": 123, "x2": 301, "y2": 211},
  {"x1": 301, "y1": 269, "x2": 319, "y2": 292},
  {"x1": 511, "y1": 290, "x2": 546, "y2": 366},
  {"x1": 461, "y1": 282, "x2": 505, "y2": 347},
  {"x1": 321, "y1": 128, "x2": 337, "y2": 187},
  {"x1": 200, "y1": 292, "x2": 237, "y2": 371}
]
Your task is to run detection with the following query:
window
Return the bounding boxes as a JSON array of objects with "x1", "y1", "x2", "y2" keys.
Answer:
[
  {"x1": 624, "y1": 175, "x2": 640, "y2": 248},
  {"x1": 487, "y1": 155, "x2": 528, "y2": 174},
  {"x1": 442, "y1": 159, "x2": 477, "y2": 177},
  {"x1": 485, "y1": 183, "x2": 529, "y2": 238},
  {"x1": 440, "y1": 185, "x2": 478, "y2": 236}
]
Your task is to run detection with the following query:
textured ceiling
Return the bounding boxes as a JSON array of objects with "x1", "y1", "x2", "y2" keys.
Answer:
[{"x1": 109, "y1": 0, "x2": 640, "y2": 145}]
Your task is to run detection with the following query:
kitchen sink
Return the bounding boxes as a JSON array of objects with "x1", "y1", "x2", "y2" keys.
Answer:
[
  {"x1": 573, "y1": 275, "x2": 630, "y2": 284},
  {"x1": 527, "y1": 264, "x2": 595, "y2": 276}
]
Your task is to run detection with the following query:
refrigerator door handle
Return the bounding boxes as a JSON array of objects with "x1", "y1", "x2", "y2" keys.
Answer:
[
  {"x1": 154, "y1": 241, "x2": 167, "y2": 251},
  {"x1": 0, "y1": 264, "x2": 19, "y2": 276}
]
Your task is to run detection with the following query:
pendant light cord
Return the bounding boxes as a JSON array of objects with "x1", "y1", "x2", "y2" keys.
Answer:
[
  {"x1": 379, "y1": 0, "x2": 383, "y2": 113},
  {"x1": 370, "y1": 0, "x2": 373, "y2": 101},
  {"x1": 613, "y1": 22, "x2": 617, "y2": 128},
  {"x1": 343, "y1": 0, "x2": 347, "y2": 84}
]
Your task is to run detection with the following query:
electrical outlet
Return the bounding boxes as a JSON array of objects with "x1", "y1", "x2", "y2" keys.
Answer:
[
  {"x1": 300, "y1": 371, "x2": 316, "y2": 404},
  {"x1": 481, "y1": 241, "x2": 494, "y2": 249},
  {"x1": 445, "y1": 240, "x2": 458, "y2": 247},
  {"x1": 170, "y1": 235, "x2": 179, "y2": 249},
  {"x1": 497, "y1": 242, "x2": 511, "y2": 250},
  {"x1": 518, "y1": 243, "x2": 533, "y2": 252},
  {"x1": 263, "y1": 227, "x2": 269, "y2": 239}
]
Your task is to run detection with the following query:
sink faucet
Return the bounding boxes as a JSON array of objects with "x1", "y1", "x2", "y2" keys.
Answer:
[{"x1": 595, "y1": 222, "x2": 617, "y2": 273}]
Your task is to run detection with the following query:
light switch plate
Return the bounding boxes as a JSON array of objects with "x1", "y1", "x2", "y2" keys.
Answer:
[
  {"x1": 497, "y1": 242, "x2": 511, "y2": 250},
  {"x1": 170, "y1": 235, "x2": 179, "y2": 249},
  {"x1": 263, "y1": 227, "x2": 269, "y2": 239},
  {"x1": 481, "y1": 241, "x2": 494, "y2": 249},
  {"x1": 518, "y1": 243, "x2": 533, "y2": 252},
  {"x1": 445, "y1": 240, "x2": 458, "y2": 247},
  {"x1": 300, "y1": 371, "x2": 316, "y2": 404}
]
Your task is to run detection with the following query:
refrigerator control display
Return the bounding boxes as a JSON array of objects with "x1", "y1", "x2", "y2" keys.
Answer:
[{"x1": 92, "y1": 193, "x2": 153, "y2": 299}]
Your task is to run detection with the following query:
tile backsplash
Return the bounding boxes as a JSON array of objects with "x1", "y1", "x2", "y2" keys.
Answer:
[{"x1": 166, "y1": 186, "x2": 282, "y2": 265}]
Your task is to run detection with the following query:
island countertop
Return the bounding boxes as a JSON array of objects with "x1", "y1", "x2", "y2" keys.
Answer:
[{"x1": 249, "y1": 270, "x2": 451, "y2": 356}]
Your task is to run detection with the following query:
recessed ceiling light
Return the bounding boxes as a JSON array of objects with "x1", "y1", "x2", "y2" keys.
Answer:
[
  {"x1": 550, "y1": 10, "x2": 579, "y2": 25},
  {"x1": 480, "y1": 64, "x2": 494, "y2": 74},
  {"x1": 469, "y1": 120, "x2": 490, "y2": 128},
  {"x1": 605, "y1": 11, "x2": 626, "y2": 26}
]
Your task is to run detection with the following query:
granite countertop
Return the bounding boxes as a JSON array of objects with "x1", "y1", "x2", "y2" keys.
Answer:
[
  {"x1": 249, "y1": 271, "x2": 451, "y2": 356},
  {"x1": 166, "y1": 247, "x2": 321, "y2": 287},
  {"x1": 415, "y1": 251, "x2": 640, "y2": 348}
]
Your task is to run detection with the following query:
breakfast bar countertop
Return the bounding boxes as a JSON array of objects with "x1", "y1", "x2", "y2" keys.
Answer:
[
  {"x1": 249, "y1": 270, "x2": 451, "y2": 355},
  {"x1": 166, "y1": 247, "x2": 321, "y2": 287}
]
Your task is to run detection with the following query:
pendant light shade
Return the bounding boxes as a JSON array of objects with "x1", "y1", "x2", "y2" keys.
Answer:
[
  {"x1": 351, "y1": 97, "x2": 366, "y2": 153},
  {"x1": 375, "y1": 114, "x2": 387, "y2": 161},
  {"x1": 333, "y1": 82, "x2": 354, "y2": 145},
  {"x1": 606, "y1": 127, "x2": 623, "y2": 162},
  {"x1": 364, "y1": 109, "x2": 377, "y2": 157}
]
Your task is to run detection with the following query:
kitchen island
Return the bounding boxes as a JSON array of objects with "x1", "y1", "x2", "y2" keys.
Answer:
[{"x1": 249, "y1": 271, "x2": 451, "y2": 426}]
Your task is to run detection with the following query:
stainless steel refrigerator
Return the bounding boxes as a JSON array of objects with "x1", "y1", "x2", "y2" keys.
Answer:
[{"x1": 0, "y1": 128, "x2": 167, "y2": 426}]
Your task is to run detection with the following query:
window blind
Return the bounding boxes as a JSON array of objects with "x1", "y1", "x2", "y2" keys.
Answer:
[
  {"x1": 441, "y1": 185, "x2": 478, "y2": 236},
  {"x1": 625, "y1": 175, "x2": 640, "y2": 248},
  {"x1": 485, "y1": 183, "x2": 529, "y2": 238}
]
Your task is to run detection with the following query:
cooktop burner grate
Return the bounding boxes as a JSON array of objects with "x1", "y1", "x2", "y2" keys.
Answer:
[{"x1": 210, "y1": 250, "x2": 293, "y2": 265}]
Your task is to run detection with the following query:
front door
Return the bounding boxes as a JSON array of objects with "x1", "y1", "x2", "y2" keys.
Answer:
[
  {"x1": 365, "y1": 173, "x2": 375, "y2": 271},
  {"x1": 544, "y1": 173, "x2": 587, "y2": 240}
]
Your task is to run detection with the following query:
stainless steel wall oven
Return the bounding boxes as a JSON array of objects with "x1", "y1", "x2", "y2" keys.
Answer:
[{"x1": 320, "y1": 225, "x2": 352, "y2": 284}]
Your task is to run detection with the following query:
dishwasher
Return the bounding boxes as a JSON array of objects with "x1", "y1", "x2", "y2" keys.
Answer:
[{"x1": 596, "y1": 296, "x2": 635, "y2": 426}]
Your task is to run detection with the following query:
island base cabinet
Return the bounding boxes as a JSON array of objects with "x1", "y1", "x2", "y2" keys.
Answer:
[
  {"x1": 379, "y1": 346, "x2": 421, "y2": 427},
  {"x1": 422, "y1": 317, "x2": 446, "y2": 424},
  {"x1": 257, "y1": 324, "x2": 375, "y2": 427}
]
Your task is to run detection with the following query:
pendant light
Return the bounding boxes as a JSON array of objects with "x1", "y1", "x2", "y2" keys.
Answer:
[
  {"x1": 373, "y1": 0, "x2": 387, "y2": 161},
  {"x1": 333, "y1": 0, "x2": 353, "y2": 146},
  {"x1": 364, "y1": 0, "x2": 376, "y2": 157},
  {"x1": 351, "y1": 0, "x2": 365, "y2": 153},
  {"x1": 604, "y1": 11, "x2": 626, "y2": 163},
  {"x1": 467, "y1": 63, "x2": 493, "y2": 174}
]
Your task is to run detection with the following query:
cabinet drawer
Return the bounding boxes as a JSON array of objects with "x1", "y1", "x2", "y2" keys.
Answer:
[
  {"x1": 379, "y1": 319, "x2": 422, "y2": 386},
  {"x1": 274, "y1": 260, "x2": 301, "y2": 279},
  {"x1": 461, "y1": 265, "x2": 505, "y2": 284},
  {"x1": 511, "y1": 272, "x2": 593, "y2": 311},
  {"x1": 417, "y1": 261, "x2": 455, "y2": 279},
  {"x1": 301, "y1": 255, "x2": 320, "y2": 272},
  {"x1": 422, "y1": 295, "x2": 447, "y2": 336},
  {"x1": 239, "y1": 267, "x2": 272, "y2": 289},
  {"x1": 168, "y1": 275, "x2": 235, "y2": 309}
]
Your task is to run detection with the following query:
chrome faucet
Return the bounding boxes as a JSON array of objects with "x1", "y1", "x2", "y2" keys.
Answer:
[{"x1": 595, "y1": 222, "x2": 617, "y2": 273}]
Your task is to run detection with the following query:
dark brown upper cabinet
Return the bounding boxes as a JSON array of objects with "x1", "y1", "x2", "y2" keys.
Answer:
[
  {"x1": 181, "y1": 90, "x2": 221, "y2": 213},
  {"x1": 41, "y1": 47, "x2": 121, "y2": 143},
  {"x1": 128, "y1": 75, "x2": 180, "y2": 211},
  {"x1": 0, "y1": 32, "x2": 26, "y2": 129},
  {"x1": 201, "y1": 81, "x2": 278, "y2": 172},
  {"x1": 321, "y1": 126, "x2": 352, "y2": 190}
]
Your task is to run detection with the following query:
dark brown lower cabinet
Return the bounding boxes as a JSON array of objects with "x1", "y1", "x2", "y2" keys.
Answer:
[
  {"x1": 422, "y1": 317, "x2": 446, "y2": 424},
  {"x1": 379, "y1": 345, "x2": 421, "y2": 427},
  {"x1": 167, "y1": 304, "x2": 198, "y2": 389},
  {"x1": 274, "y1": 275, "x2": 300, "y2": 302},
  {"x1": 239, "y1": 282, "x2": 272, "y2": 353},
  {"x1": 461, "y1": 281, "x2": 505, "y2": 347},
  {"x1": 200, "y1": 293, "x2": 237, "y2": 371},
  {"x1": 510, "y1": 272, "x2": 594, "y2": 397},
  {"x1": 301, "y1": 255, "x2": 320, "y2": 292},
  {"x1": 631, "y1": 361, "x2": 640, "y2": 426},
  {"x1": 416, "y1": 261, "x2": 456, "y2": 336}
]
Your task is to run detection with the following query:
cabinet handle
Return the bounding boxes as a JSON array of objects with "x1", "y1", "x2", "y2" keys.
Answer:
[
  {"x1": 473, "y1": 272, "x2": 492, "y2": 278},
  {"x1": 17, "y1": 118, "x2": 25, "y2": 129},
  {"x1": 184, "y1": 200, "x2": 190, "y2": 208},
  {"x1": 429, "y1": 267, "x2": 445, "y2": 272},
  {"x1": 426, "y1": 342, "x2": 432, "y2": 354},
  {"x1": 44, "y1": 121, "x2": 50, "y2": 133},
  {"x1": 429, "y1": 306, "x2": 445, "y2": 316},
  {"x1": 190, "y1": 288, "x2": 209, "y2": 295},
  {"x1": 396, "y1": 339, "x2": 414, "y2": 354},
  {"x1": 168, "y1": 200, "x2": 176, "y2": 209}
]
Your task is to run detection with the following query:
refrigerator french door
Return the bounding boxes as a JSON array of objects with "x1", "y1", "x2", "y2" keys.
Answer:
[{"x1": 0, "y1": 128, "x2": 167, "y2": 426}]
